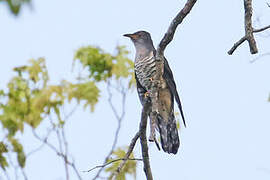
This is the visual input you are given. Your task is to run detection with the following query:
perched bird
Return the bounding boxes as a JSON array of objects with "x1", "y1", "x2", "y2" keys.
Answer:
[{"x1": 124, "y1": 31, "x2": 186, "y2": 154}]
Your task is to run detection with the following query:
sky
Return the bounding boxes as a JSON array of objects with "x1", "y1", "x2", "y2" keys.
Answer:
[{"x1": 1, "y1": 0, "x2": 270, "y2": 180}]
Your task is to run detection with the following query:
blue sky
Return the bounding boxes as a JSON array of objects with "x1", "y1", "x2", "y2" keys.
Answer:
[{"x1": 1, "y1": 0, "x2": 270, "y2": 179}]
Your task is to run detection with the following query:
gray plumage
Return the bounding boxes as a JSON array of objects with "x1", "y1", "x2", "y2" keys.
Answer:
[{"x1": 124, "y1": 31, "x2": 185, "y2": 154}]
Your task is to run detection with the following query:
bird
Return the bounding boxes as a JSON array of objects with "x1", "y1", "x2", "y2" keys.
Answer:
[{"x1": 124, "y1": 31, "x2": 186, "y2": 154}]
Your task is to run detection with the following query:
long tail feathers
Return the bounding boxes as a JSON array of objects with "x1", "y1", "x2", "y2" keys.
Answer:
[{"x1": 157, "y1": 114, "x2": 180, "y2": 154}]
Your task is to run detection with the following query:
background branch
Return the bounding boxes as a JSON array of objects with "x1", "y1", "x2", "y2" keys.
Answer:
[
  {"x1": 228, "y1": 0, "x2": 270, "y2": 55},
  {"x1": 92, "y1": 79, "x2": 127, "y2": 180},
  {"x1": 244, "y1": 0, "x2": 258, "y2": 54},
  {"x1": 157, "y1": 0, "x2": 197, "y2": 55},
  {"x1": 85, "y1": 158, "x2": 142, "y2": 173},
  {"x1": 228, "y1": 24, "x2": 270, "y2": 55}
]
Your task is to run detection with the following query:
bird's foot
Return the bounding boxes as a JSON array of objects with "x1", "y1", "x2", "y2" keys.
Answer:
[{"x1": 144, "y1": 91, "x2": 150, "y2": 98}]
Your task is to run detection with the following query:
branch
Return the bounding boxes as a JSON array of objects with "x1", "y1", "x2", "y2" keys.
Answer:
[
  {"x1": 253, "y1": 25, "x2": 270, "y2": 33},
  {"x1": 244, "y1": 0, "x2": 258, "y2": 54},
  {"x1": 228, "y1": 24, "x2": 270, "y2": 55},
  {"x1": 157, "y1": 0, "x2": 197, "y2": 55},
  {"x1": 84, "y1": 158, "x2": 142, "y2": 173},
  {"x1": 152, "y1": 0, "x2": 196, "y2": 142},
  {"x1": 32, "y1": 128, "x2": 82, "y2": 180},
  {"x1": 86, "y1": 132, "x2": 140, "y2": 178},
  {"x1": 26, "y1": 128, "x2": 53, "y2": 157},
  {"x1": 139, "y1": 102, "x2": 153, "y2": 180},
  {"x1": 228, "y1": 0, "x2": 270, "y2": 55},
  {"x1": 92, "y1": 80, "x2": 127, "y2": 180},
  {"x1": 115, "y1": 132, "x2": 140, "y2": 174}
]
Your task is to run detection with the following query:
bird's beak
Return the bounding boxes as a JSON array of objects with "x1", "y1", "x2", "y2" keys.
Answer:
[{"x1": 123, "y1": 33, "x2": 138, "y2": 40}]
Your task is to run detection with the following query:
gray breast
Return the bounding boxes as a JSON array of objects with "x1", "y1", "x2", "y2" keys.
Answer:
[{"x1": 134, "y1": 53, "x2": 156, "y2": 90}]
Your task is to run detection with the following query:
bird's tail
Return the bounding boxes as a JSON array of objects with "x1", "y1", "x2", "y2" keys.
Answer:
[{"x1": 157, "y1": 113, "x2": 180, "y2": 154}]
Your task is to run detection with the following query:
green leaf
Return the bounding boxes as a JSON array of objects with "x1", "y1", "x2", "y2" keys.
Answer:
[
  {"x1": 63, "y1": 80, "x2": 100, "y2": 112},
  {"x1": 105, "y1": 147, "x2": 137, "y2": 180},
  {"x1": 73, "y1": 46, "x2": 136, "y2": 89},
  {"x1": 10, "y1": 138, "x2": 26, "y2": 168},
  {"x1": 0, "y1": 142, "x2": 8, "y2": 153},
  {"x1": 0, "y1": 154, "x2": 8, "y2": 170},
  {"x1": 4, "y1": 0, "x2": 31, "y2": 16},
  {"x1": 17, "y1": 151, "x2": 26, "y2": 168},
  {"x1": 74, "y1": 46, "x2": 113, "y2": 81},
  {"x1": 10, "y1": 138, "x2": 23, "y2": 153}
]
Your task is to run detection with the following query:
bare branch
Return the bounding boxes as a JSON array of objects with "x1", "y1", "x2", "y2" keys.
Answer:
[
  {"x1": 228, "y1": 1, "x2": 270, "y2": 55},
  {"x1": 92, "y1": 80, "x2": 127, "y2": 180},
  {"x1": 6, "y1": 151, "x2": 18, "y2": 180},
  {"x1": 84, "y1": 158, "x2": 142, "y2": 173},
  {"x1": 32, "y1": 128, "x2": 82, "y2": 180},
  {"x1": 26, "y1": 128, "x2": 53, "y2": 157},
  {"x1": 244, "y1": 0, "x2": 258, "y2": 54},
  {"x1": 228, "y1": 36, "x2": 247, "y2": 55},
  {"x1": 253, "y1": 25, "x2": 270, "y2": 33},
  {"x1": 21, "y1": 168, "x2": 28, "y2": 180},
  {"x1": 139, "y1": 102, "x2": 153, "y2": 180},
  {"x1": 157, "y1": 0, "x2": 197, "y2": 55},
  {"x1": 228, "y1": 24, "x2": 270, "y2": 55},
  {"x1": 115, "y1": 132, "x2": 140, "y2": 174}
]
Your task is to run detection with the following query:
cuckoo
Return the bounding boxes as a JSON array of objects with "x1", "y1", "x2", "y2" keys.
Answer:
[{"x1": 124, "y1": 31, "x2": 186, "y2": 154}]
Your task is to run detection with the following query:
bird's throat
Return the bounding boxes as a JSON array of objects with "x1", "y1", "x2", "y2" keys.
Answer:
[{"x1": 135, "y1": 47, "x2": 154, "y2": 60}]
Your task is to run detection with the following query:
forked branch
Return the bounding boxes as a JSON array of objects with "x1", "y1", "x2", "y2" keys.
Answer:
[{"x1": 228, "y1": 0, "x2": 270, "y2": 55}]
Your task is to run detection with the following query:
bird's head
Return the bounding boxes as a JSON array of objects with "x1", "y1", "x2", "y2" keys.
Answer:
[{"x1": 123, "y1": 31, "x2": 155, "y2": 51}]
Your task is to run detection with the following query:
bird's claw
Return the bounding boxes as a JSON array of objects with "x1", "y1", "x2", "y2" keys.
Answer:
[{"x1": 144, "y1": 91, "x2": 149, "y2": 98}]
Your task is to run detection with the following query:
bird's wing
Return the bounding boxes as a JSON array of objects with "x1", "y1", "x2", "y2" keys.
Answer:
[
  {"x1": 163, "y1": 58, "x2": 186, "y2": 127},
  {"x1": 135, "y1": 72, "x2": 148, "y2": 105}
]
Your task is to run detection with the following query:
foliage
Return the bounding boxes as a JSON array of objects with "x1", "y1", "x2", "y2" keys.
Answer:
[
  {"x1": 0, "y1": 142, "x2": 8, "y2": 170},
  {"x1": 0, "y1": 0, "x2": 30, "y2": 15},
  {"x1": 0, "y1": 46, "x2": 135, "y2": 178},
  {"x1": 105, "y1": 147, "x2": 137, "y2": 180},
  {"x1": 74, "y1": 45, "x2": 135, "y2": 88}
]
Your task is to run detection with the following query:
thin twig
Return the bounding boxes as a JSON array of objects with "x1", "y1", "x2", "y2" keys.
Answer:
[
  {"x1": 114, "y1": 132, "x2": 140, "y2": 175},
  {"x1": 32, "y1": 128, "x2": 82, "y2": 180},
  {"x1": 253, "y1": 25, "x2": 270, "y2": 33},
  {"x1": 21, "y1": 168, "x2": 28, "y2": 180},
  {"x1": 92, "y1": 80, "x2": 127, "y2": 180},
  {"x1": 84, "y1": 158, "x2": 142, "y2": 173},
  {"x1": 26, "y1": 128, "x2": 53, "y2": 157},
  {"x1": 228, "y1": 36, "x2": 247, "y2": 55}
]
